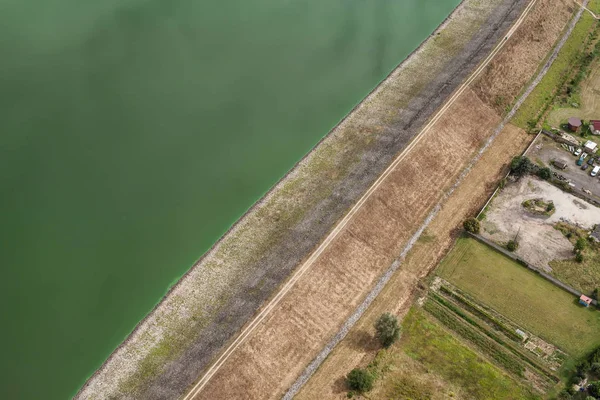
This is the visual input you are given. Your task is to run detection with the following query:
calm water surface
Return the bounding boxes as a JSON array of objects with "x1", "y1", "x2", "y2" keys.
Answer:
[{"x1": 0, "y1": 0, "x2": 460, "y2": 398}]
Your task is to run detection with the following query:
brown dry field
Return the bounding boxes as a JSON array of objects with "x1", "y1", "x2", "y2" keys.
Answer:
[
  {"x1": 296, "y1": 124, "x2": 531, "y2": 400},
  {"x1": 473, "y1": 0, "x2": 573, "y2": 113},
  {"x1": 190, "y1": 0, "x2": 572, "y2": 399}
]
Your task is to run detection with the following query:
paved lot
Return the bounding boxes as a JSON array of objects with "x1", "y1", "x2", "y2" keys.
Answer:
[{"x1": 528, "y1": 134, "x2": 600, "y2": 202}]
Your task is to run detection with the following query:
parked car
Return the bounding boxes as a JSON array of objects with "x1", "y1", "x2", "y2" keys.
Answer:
[
  {"x1": 574, "y1": 148, "x2": 582, "y2": 156},
  {"x1": 588, "y1": 157, "x2": 595, "y2": 165},
  {"x1": 592, "y1": 166, "x2": 600, "y2": 177},
  {"x1": 582, "y1": 163, "x2": 589, "y2": 171},
  {"x1": 577, "y1": 158, "x2": 584, "y2": 166}
]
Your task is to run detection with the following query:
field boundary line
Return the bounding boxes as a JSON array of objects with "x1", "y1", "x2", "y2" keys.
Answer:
[{"x1": 181, "y1": 1, "x2": 539, "y2": 398}]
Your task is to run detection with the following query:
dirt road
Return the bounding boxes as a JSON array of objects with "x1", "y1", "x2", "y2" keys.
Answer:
[{"x1": 183, "y1": 1, "x2": 575, "y2": 399}]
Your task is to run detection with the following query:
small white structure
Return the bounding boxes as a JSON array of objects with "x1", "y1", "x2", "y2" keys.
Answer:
[{"x1": 584, "y1": 140, "x2": 598, "y2": 154}]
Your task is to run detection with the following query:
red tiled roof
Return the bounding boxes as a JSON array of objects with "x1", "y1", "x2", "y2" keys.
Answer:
[
  {"x1": 591, "y1": 120, "x2": 600, "y2": 131},
  {"x1": 580, "y1": 294, "x2": 592, "y2": 304}
]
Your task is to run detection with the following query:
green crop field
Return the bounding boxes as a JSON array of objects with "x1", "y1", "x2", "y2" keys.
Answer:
[
  {"x1": 365, "y1": 308, "x2": 538, "y2": 399},
  {"x1": 437, "y1": 237, "x2": 600, "y2": 357}
]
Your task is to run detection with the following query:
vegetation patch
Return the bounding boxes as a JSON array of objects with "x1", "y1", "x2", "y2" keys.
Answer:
[
  {"x1": 550, "y1": 222, "x2": 600, "y2": 295},
  {"x1": 513, "y1": 2, "x2": 600, "y2": 129},
  {"x1": 522, "y1": 198, "x2": 556, "y2": 216},
  {"x1": 437, "y1": 237, "x2": 600, "y2": 357},
  {"x1": 400, "y1": 308, "x2": 540, "y2": 399}
]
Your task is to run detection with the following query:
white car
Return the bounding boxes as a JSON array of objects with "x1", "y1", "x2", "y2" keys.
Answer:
[
  {"x1": 574, "y1": 148, "x2": 582, "y2": 157},
  {"x1": 592, "y1": 166, "x2": 600, "y2": 177}
]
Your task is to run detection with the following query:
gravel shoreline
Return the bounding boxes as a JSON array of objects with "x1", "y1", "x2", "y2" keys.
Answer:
[{"x1": 76, "y1": 0, "x2": 530, "y2": 398}]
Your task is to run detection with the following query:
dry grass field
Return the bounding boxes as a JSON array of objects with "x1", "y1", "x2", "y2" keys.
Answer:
[
  {"x1": 188, "y1": 0, "x2": 574, "y2": 399},
  {"x1": 296, "y1": 123, "x2": 531, "y2": 400}
]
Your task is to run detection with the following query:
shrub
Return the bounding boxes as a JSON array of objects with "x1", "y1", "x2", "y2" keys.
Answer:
[
  {"x1": 507, "y1": 240, "x2": 519, "y2": 252},
  {"x1": 463, "y1": 218, "x2": 481, "y2": 234},
  {"x1": 537, "y1": 167, "x2": 552, "y2": 180},
  {"x1": 375, "y1": 312, "x2": 401, "y2": 348},
  {"x1": 592, "y1": 362, "x2": 600, "y2": 375},
  {"x1": 575, "y1": 238, "x2": 587, "y2": 252},
  {"x1": 593, "y1": 288, "x2": 599, "y2": 301},
  {"x1": 546, "y1": 202, "x2": 555, "y2": 212},
  {"x1": 576, "y1": 252, "x2": 584, "y2": 263},
  {"x1": 346, "y1": 368, "x2": 374, "y2": 393},
  {"x1": 510, "y1": 156, "x2": 532, "y2": 177},
  {"x1": 588, "y1": 381, "x2": 600, "y2": 397}
]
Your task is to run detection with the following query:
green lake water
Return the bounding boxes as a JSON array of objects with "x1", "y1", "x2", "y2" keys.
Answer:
[{"x1": 0, "y1": 0, "x2": 461, "y2": 398}]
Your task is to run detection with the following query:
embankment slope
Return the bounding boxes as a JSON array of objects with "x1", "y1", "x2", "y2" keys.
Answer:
[{"x1": 77, "y1": 0, "x2": 533, "y2": 398}]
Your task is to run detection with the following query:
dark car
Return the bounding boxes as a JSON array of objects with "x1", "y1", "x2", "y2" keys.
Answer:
[
  {"x1": 582, "y1": 163, "x2": 589, "y2": 171},
  {"x1": 588, "y1": 157, "x2": 595, "y2": 165}
]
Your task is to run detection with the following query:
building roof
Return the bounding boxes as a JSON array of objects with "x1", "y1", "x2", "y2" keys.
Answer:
[
  {"x1": 585, "y1": 140, "x2": 598, "y2": 150},
  {"x1": 591, "y1": 120, "x2": 600, "y2": 131},
  {"x1": 580, "y1": 294, "x2": 593, "y2": 304},
  {"x1": 569, "y1": 117, "x2": 582, "y2": 127}
]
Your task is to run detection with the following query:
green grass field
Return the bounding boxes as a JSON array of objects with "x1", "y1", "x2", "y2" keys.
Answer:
[
  {"x1": 437, "y1": 237, "x2": 600, "y2": 357},
  {"x1": 365, "y1": 308, "x2": 538, "y2": 399},
  {"x1": 513, "y1": 1, "x2": 600, "y2": 129},
  {"x1": 392, "y1": 308, "x2": 539, "y2": 400}
]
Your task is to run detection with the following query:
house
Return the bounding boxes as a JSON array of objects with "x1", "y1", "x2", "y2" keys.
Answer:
[
  {"x1": 568, "y1": 117, "x2": 582, "y2": 131},
  {"x1": 580, "y1": 294, "x2": 593, "y2": 307},
  {"x1": 584, "y1": 140, "x2": 598, "y2": 154},
  {"x1": 591, "y1": 225, "x2": 600, "y2": 243},
  {"x1": 590, "y1": 120, "x2": 600, "y2": 135}
]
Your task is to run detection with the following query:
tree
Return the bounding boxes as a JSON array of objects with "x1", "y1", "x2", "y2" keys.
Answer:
[
  {"x1": 588, "y1": 380, "x2": 600, "y2": 397},
  {"x1": 463, "y1": 218, "x2": 481, "y2": 234},
  {"x1": 576, "y1": 252, "x2": 585, "y2": 263},
  {"x1": 375, "y1": 312, "x2": 401, "y2": 348},
  {"x1": 510, "y1": 156, "x2": 532, "y2": 177},
  {"x1": 575, "y1": 238, "x2": 587, "y2": 252},
  {"x1": 592, "y1": 288, "x2": 599, "y2": 301},
  {"x1": 507, "y1": 240, "x2": 519, "y2": 252},
  {"x1": 591, "y1": 362, "x2": 600, "y2": 375},
  {"x1": 537, "y1": 167, "x2": 552, "y2": 180},
  {"x1": 346, "y1": 368, "x2": 374, "y2": 393}
]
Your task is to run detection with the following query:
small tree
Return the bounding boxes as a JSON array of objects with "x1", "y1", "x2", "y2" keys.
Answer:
[
  {"x1": 507, "y1": 240, "x2": 519, "y2": 252},
  {"x1": 592, "y1": 288, "x2": 599, "y2": 301},
  {"x1": 346, "y1": 368, "x2": 374, "y2": 393},
  {"x1": 510, "y1": 156, "x2": 532, "y2": 177},
  {"x1": 537, "y1": 167, "x2": 552, "y2": 180},
  {"x1": 463, "y1": 218, "x2": 481, "y2": 234},
  {"x1": 575, "y1": 238, "x2": 587, "y2": 252},
  {"x1": 546, "y1": 202, "x2": 555, "y2": 212},
  {"x1": 576, "y1": 252, "x2": 584, "y2": 263},
  {"x1": 591, "y1": 362, "x2": 600, "y2": 375},
  {"x1": 375, "y1": 312, "x2": 401, "y2": 348}
]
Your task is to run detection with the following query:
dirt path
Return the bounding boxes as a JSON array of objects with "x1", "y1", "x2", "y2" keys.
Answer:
[{"x1": 184, "y1": 1, "x2": 575, "y2": 399}]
